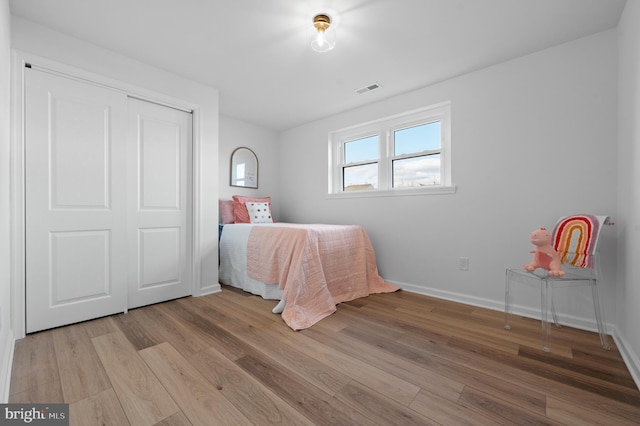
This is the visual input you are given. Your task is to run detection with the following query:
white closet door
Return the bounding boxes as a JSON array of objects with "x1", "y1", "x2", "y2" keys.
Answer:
[
  {"x1": 25, "y1": 68, "x2": 129, "y2": 333},
  {"x1": 126, "y1": 99, "x2": 192, "y2": 309}
]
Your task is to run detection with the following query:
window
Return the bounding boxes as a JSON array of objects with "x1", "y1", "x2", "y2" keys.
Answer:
[
  {"x1": 329, "y1": 102, "x2": 453, "y2": 196},
  {"x1": 343, "y1": 135, "x2": 379, "y2": 191}
]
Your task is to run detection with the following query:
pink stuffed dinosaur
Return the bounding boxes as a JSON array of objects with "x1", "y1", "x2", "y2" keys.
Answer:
[{"x1": 523, "y1": 227, "x2": 565, "y2": 277}]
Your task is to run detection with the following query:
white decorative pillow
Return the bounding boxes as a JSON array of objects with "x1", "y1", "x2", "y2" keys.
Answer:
[{"x1": 245, "y1": 201, "x2": 273, "y2": 223}]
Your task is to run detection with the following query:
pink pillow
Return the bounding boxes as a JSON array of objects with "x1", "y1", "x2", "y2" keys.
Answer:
[
  {"x1": 232, "y1": 195, "x2": 272, "y2": 223},
  {"x1": 219, "y1": 200, "x2": 235, "y2": 224}
]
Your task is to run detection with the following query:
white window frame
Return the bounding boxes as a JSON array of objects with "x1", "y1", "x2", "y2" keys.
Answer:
[{"x1": 328, "y1": 102, "x2": 455, "y2": 198}]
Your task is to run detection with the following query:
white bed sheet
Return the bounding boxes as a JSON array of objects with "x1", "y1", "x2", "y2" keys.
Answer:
[{"x1": 219, "y1": 223, "x2": 284, "y2": 300}]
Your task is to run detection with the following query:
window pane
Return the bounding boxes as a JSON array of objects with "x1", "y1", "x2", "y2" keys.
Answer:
[
  {"x1": 234, "y1": 163, "x2": 245, "y2": 186},
  {"x1": 343, "y1": 163, "x2": 378, "y2": 191},
  {"x1": 345, "y1": 135, "x2": 378, "y2": 163},
  {"x1": 393, "y1": 154, "x2": 440, "y2": 187},
  {"x1": 394, "y1": 121, "x2": 440, "y2": 156}
]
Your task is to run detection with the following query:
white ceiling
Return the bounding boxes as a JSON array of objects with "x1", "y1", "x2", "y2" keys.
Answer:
[{"x1": 9, "y1": 0, "x2": 627, "y2": 131}]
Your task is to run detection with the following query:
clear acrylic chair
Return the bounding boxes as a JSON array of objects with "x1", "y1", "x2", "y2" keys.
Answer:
[{"x1": 504, "y1": 214, "x2": 611, "y2": 352}]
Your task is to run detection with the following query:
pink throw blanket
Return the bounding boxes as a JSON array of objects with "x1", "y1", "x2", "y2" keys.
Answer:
[{"x1": 246, "y1": 223, "x2": 399, "y2": 330}]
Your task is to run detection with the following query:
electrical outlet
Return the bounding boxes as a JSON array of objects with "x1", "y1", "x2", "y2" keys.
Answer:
[{"x1": 459, "y1": 257, "x2": 469, "y2": 271}]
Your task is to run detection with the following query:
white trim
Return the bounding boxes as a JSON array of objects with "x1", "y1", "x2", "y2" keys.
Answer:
[
  {"x1": 190, "y1": 98, "x2": 202, "y2": 296},
  {"x1": 613, "y1": 332, "x2": 640, "y2": 391},
  {"x1": 394, "y1": 279, "x2": 616, "y2": 335},
  {"x1": 330, "y1": 101, "x2": 453, "y2": 135},
  {"x1": 329, "y1": 102, "x2": 452, "y2": 195},
  {"x1": 0, "y1": 330, "x2": 15, "y2": 403},
  {"x1": 25, "y1": 61, "x2": 197, "y2": 113},
  {"x1": 395, "y1": 280, "x2": 509, "y2": 315},
  {"x1": 199, "y1": 285, "x2": 222, "y2": 296},
  {"x1": 328, "y1": 185, "x2": 457, "y2": 199},
  {"x1": 10, "y1": 50, "x2": 204, "y2": 337},
  {"x1": 10, "y1": 51, "x2": 26, "y2": 340}
]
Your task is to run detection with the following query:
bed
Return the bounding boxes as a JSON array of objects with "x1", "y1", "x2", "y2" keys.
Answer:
[{"x1": 219, "y1": 222, "x2": 400, "y2": 330}]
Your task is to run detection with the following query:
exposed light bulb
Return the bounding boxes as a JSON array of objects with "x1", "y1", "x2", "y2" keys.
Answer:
[
  {"x1": 316, "y1": 30, "x2": 326, "y2": 48},
  {"x1": 310, "y1": 14, "x2": 336, "y2": 53}
]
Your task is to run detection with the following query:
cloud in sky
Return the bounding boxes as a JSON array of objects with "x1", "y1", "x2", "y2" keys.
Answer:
[{"x1": 344, "y1": 154, "x2": 441, "y2": 189}]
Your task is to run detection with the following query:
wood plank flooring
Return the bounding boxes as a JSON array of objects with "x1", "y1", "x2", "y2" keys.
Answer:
[{"x1": 9, "y1": 286, "x2": 640, "y2": 425}]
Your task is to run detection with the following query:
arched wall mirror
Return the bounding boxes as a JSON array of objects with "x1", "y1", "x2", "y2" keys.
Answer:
[{"x1": 230, "y1": 147, "x2": 258, "y2": 188}]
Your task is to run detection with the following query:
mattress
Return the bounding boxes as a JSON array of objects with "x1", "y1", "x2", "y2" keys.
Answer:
[{"x1": 219, "y1": 223, "x2": 283, "y2": 300}]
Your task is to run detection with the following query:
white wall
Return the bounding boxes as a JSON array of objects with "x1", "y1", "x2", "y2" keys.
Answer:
[
  {"x1": 279, "y1": 30, "x2": 618, "y2": 331},
  {"x1": 0, "y1": 0, "x2": 13, "y2": 404},
  {"x1": 218, "y1": 116, "x2": 281, "y2": 219},
  {"x1": 617, "y1": 0, "x2": 640, "y2": 385},
  {"x1": 10, "y1": 17, "x2": 221, "y2": 319}
]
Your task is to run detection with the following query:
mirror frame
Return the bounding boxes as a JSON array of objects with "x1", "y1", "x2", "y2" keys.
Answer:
[{"x1": 230, "y1": 147, "x2": 259, "y2": 188}]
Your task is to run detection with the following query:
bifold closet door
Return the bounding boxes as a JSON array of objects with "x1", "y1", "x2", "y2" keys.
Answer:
[
  {"x1": 126, "y1": 98, "x2": 192, "y2": 309},
  {"x1": 25, "y1": 68, "x2": 193, "y2": 333},
  {"x1": 25, "y1": 67, "x2": 129, "y2": 333}
]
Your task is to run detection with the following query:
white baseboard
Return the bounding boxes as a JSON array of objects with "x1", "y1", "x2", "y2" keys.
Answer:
[
  {"x1": 394, "y1": 280, "x2": 613, "y2": 333},
  {"x1": 197, "y1": 283, "x2": 221, "y2": 297},
  {"x1": 391, "y1": 280, "x2": 640, "y2": 391},
  {"x1": 0, "y1": 329, "x2": 15, "y2": 403},
  {"x1": 613, "y1": 332, "x2": 640, "y2": 391},
  {"x1": 396, "y1": 280, "x2": 506, "y2": 313}
]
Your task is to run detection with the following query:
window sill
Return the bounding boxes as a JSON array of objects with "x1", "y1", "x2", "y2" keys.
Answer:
[{"x1": 327, "y1": 185, "x2": 457, "y2": 199}]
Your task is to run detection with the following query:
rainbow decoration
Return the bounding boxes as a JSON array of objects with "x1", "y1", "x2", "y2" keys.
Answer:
[{"x1": 552, "y1": 214, "x2": 600, "y2": 269}]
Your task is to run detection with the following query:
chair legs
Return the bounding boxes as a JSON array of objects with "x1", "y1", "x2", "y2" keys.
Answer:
[
  {"x1": 591, "y1": 284, "x2": 611, "y2": 350},
  {"x1": 504, "y1": 269, "x2": 611, "y2": 352},
  {"x1": 503, "y1": 269, "x2": 513, "y2": 331},
  {"x1": 550, "y1": 293, "x2": 560, "y2": 327},
  {"x1": 505, "y1": 269, "x2": 555, "y2": 352},
  {"x1": 540, "y1": 280, "x2": 553, "y2": 352}
]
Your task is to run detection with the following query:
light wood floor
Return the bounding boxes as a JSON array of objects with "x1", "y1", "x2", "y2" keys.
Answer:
[{"x1": 9, "y1": 286, "x2": 640, "y2": 425}]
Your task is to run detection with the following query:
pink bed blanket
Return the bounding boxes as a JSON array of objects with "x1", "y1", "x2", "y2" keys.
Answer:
[{"x1": 246, "y1": 223, "x2": 399, "y2": 330}]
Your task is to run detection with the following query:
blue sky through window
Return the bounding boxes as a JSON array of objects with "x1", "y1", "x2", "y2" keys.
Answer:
[
  {"x1": 345, "y1": 135, "x2": 378, "y2": 163},
  {"x1": 395, "y1": 121, "x2": 440, "y2": 155},
  {"x1": 343, "y1": 121, "x2": 441, "y2": 189}
]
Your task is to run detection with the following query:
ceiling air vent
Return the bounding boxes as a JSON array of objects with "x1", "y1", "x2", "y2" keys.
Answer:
[{"x1": 355, "y1": 82, "x2": 380, "y2": 94}]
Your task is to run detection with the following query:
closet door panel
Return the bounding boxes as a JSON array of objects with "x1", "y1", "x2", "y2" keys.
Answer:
[
  {"x1": 127, "y1": 99, "x2": 192, "y2": 308},
  {"x1": 25, "y1": 68, "x2": 128, "y2": 333},
  {"x1": 49, "y1": 95, "x2": 112, "y2": 208},
  {"x1": 138, "y1": 227, "x2": 181, "y2": 287},
  {"x1": 49, "y1": 230, "x2": 111, "y2": 301},
  {"x1": 139, "y1": 117, "x2": 181, "y2": 209}
]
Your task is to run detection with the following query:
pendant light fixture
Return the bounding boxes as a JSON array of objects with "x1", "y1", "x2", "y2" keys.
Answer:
[{"x1": 310, "y1": 14, "x2": 336, "y2": 53}]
